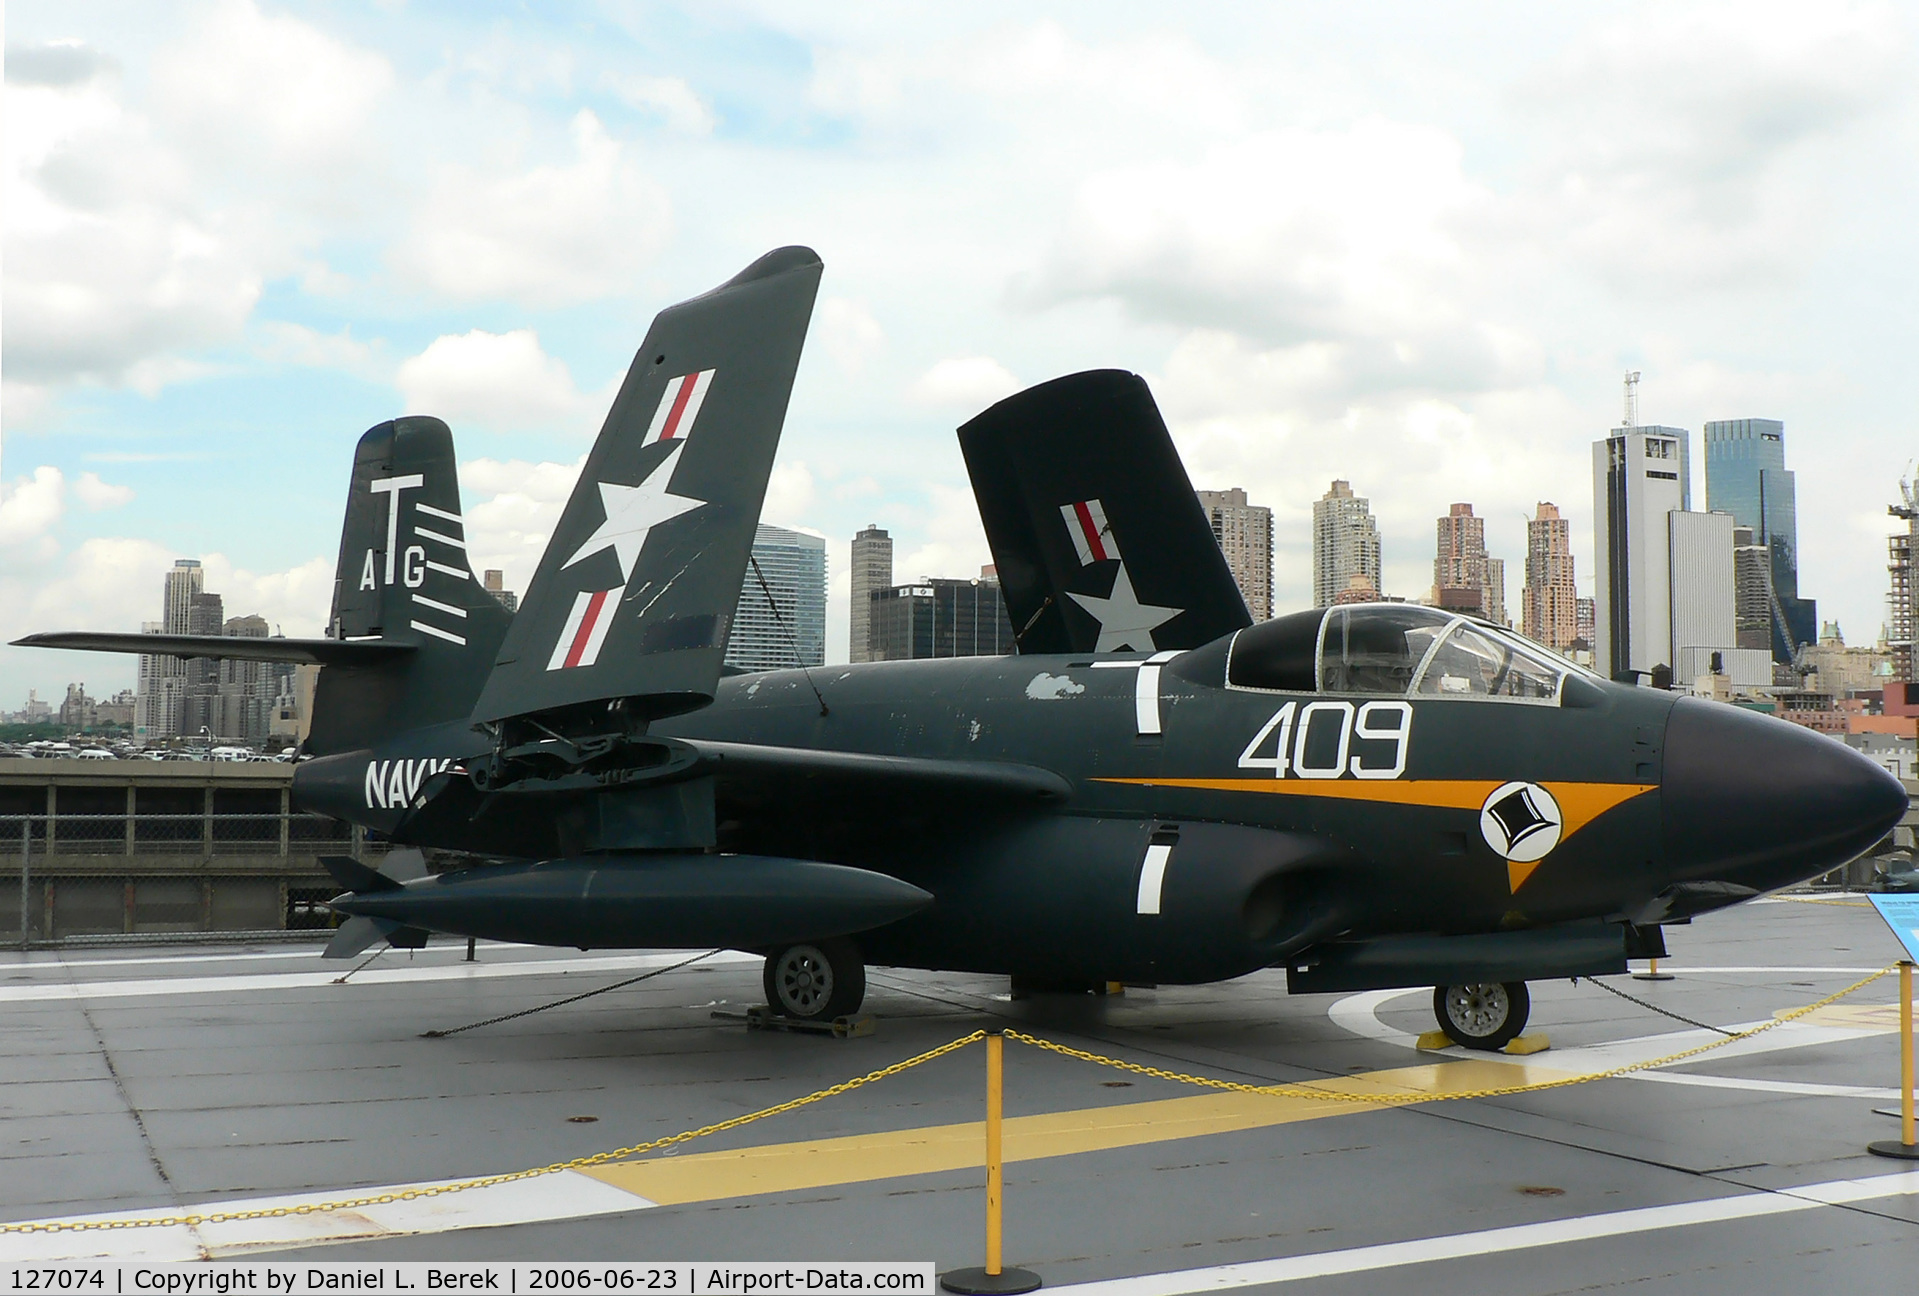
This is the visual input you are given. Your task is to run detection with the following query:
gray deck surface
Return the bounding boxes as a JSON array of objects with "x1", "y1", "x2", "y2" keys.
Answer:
[{"x1": 3, "y1": 898, "x2": 1916, "y2": 1291}]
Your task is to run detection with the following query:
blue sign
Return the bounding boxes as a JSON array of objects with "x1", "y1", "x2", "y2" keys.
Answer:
[{"x1": 1867, "y1": 894, "x2": 1919, "y2": 963}]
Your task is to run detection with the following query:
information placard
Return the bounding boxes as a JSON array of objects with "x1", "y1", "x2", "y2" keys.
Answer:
[{"x1": 1867, "y1": 893, "x2": 1919, "y2": 963}]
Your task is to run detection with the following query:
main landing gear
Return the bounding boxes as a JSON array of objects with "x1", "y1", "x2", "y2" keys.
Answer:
[
  {"x1": 1433, "y1": 981, "x2": 1530, "y2": 1050},
  {"x1": 763, "y1": 938, "x2": 866, "y2": 1021}
]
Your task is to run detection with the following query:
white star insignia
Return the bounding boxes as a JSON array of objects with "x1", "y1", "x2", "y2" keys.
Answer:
[
  {"x1": 561, "y1": 442, "x2": 705, "y2": 583},
  {"x1": 1066, "y1": 562, "x2": 1183, "y2": 652}
]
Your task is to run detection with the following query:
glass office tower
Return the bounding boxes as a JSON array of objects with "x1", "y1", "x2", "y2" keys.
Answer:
[{"x1": 1703, "y1": 419, "x2": 1815, "y2": 663}]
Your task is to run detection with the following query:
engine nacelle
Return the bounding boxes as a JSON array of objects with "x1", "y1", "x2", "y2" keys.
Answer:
[{"x1": 863, "y1": 817, "x2": 1348, "y2": 984}]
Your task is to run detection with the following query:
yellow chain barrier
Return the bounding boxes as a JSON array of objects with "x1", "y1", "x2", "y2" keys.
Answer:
[
  {"x1": 0, "y1": 1030, "x2": 987, "y2": 1236},
  {"x1": 1007, "y1": 965, "x2": 1895, "y2": 1105},
  {"x1": 5, "y1": 964, "x2": 1900, "y2": 1237}
]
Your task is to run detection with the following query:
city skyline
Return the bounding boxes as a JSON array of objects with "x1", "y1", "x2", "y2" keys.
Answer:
[{"x1": 6, "y1": 5, "x2": 1917, "y2": 705}]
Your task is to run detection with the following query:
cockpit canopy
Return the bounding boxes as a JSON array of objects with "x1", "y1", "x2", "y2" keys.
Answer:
[{"x1": 1220, "y1": 603, "x2": 1591, "y2": 704}]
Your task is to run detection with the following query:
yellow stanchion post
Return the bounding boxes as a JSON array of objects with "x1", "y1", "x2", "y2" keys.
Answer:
[
  {"x1": 1869, "y1": 960, "x2": 1919, "y2": 1160},
  {"x1": 941, "y1": 1032, "x2": 1040, "y2": 1294},
  {"x1": 1633, "y1": 955, "x2": 1674, "y2": 982}
]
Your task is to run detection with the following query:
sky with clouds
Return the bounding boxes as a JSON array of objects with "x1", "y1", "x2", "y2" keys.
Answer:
[{"x1": 4, "y1": 0, "x2": 1917, "y2": 708}]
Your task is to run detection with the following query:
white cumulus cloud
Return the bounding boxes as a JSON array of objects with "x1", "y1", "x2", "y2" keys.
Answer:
[
  {"x1": 607, "y1": 74, "x2": 718, "y2": 134},
  {"x1": 392, "y1": 110, "x2": 670, "y2": 307},
  {"x1": 72, "y1": 472, "x2": 134, "y2": 511},
  {"x1": 0, "y1": 467, "x2": 68, "y2": 547},
  {"x1": 910, "y1": 356, "x2": 1020, "y2": 410},
  {"x1": 458, "y1": 455, "x2": 588, "y2": 596},
  {"x1": 396, "y1": 329, "x2": 599, "y2": 434}
]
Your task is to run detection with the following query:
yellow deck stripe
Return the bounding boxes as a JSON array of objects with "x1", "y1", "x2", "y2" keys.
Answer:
[
  {"x1": 576, "y1": 1056, "x2": 1575, "y2": 1205},
  {"x1": 1091, "y1": 778, "x2": 1654, "y2": 840}
]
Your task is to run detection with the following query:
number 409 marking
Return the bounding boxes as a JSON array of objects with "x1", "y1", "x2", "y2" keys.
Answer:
[{"x1": 1236, "y1": 700, "x2": 1411, "y2": 780}]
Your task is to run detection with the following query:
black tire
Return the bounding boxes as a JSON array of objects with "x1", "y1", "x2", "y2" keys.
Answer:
[
  {"x1": 763, "y1": 939, "x2": 865, "y2": 1020},
  {"x1": 1433, "y1": 981, "x2": 1530, "y2": 1050}
]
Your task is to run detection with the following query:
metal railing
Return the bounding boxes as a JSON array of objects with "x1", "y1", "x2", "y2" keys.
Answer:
[
  {"x1": 0, "y1": 811, "x2": 358, "y2": 858},
  {"x1": 4, "y1": 812, "x2": 378, "y2": 948}
]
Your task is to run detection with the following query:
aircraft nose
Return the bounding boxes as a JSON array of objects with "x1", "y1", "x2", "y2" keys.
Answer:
[{"x1": 1662, "y1": 697, "x2": 1909, "y2": 890}]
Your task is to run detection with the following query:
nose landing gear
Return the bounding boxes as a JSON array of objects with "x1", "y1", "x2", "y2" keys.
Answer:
[{"x1": 1434, "y1": 981, "x2": 1530, "y2": 1050}]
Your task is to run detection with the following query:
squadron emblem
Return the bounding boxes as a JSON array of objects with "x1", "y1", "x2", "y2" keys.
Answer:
[{"x1": 1480, "y1": 781, "x2": 1563, "y2": 864}]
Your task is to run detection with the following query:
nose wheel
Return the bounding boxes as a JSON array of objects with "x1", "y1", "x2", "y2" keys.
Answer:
[
  {"x1": 1433, "y1": 981, "x2": 1530, "y2": 1050},
  {"x1": 764, "y1": 938, "x2": 866, "y2": 1021}
]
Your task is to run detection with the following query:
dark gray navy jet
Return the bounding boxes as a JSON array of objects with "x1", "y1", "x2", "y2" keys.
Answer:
[{"x1": 21, "y1": 247, "x2": 1906, "y2": 1049}]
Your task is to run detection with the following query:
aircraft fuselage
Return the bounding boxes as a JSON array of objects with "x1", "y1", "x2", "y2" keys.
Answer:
[{"x1": 292, "y1": 644, "x2": 1900, "y2": 987}]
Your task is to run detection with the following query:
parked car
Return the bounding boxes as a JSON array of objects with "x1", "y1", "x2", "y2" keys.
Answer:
[{"x1": 76, "y1": 748, "x2": 115, "y2": 760}]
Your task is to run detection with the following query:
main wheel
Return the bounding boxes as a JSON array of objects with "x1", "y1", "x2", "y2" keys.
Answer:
[
  {"x1": 763, "y1": 939, "x2": 865, "y2": 1021},
  {"x1": 1433, "y1": 981, "x2": 1530, "y2": 1050}
]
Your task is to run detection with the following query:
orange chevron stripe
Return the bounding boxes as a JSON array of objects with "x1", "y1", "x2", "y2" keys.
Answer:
[{"x1": 1090, "y1": 778, "x2": 1655, "y2": 841}]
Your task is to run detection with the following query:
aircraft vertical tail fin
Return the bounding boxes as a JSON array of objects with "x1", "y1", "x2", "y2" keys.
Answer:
[
  {"x1": 959, "y1": 370, "x2": 1253, "y2": 654},
  {"x1": 469, "y1": 246, "x2": 823, "y2": 736},
  {"x1": 307, "y1": 417, "x2": 512, "y2": 754}
]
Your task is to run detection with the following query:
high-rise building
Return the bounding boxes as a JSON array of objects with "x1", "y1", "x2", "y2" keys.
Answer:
[
  {"x1": 1575, "y1": 596, "x2": 1596, "y2": 649},
  {"x1": 1595, "y1": 424, "x2": 1763, "y2": 686},
  {"x1": 1485, "y1": 557, "x2": 1507, "y2": 627},
  {"x1": 849, "y1": 525, "x2": 893, "y2": 662},
  {"x1": 208, "y1": 614, "x2": 287, "y2": 745},
  {"x1": 1704, "y1": 418, "x2": 1815, "y2": 662},
  {"x1": 726, "y1": 524, "x2": 827, "y2": 672},
  {"x1": 1668, "y1": 510, "x2": 1740, "y2": 685},
  {"x1": 58, "y1": 683, "x2": 96, "y2": 730},
  {"x1": 1332, "y1": 573, "x2": 1379, "y2": 605},
  {"x1": 134, "y1": 621, "x2": 179, "y2": 740},
  {"x1": 137, "y1": 560, "x2": 204, "y2": 739},
  {"x1": 1522, "y1": 503, "x2": 1577, "y2": 649},
  {"x1": 869, "y1": 576, "x2": 1014, "y2": 660},
  {"x1": 1433, "y1": 503, "x2": 1489, "y2": 615},
  {"x1": 179, "y1": 591, "x2": 225, "y2": 737},
  {"x1": 1732, "y1": 525, "x2": 1773, "y2": 653},
  {"x1": 1197, "y1": 488, "x2": 1274, "y2": 621},
  {"x1": 1313, "y1": 480, "x2": 1382, "y2": 608},
  {"x1": 482, "y1": 570, "x2": 519, "y2": 613},
  {"x1": 1593, "y1": 424, "x2": 1691, "y2": 680},
  {"x1": 1893, "y1": 486, "x2": 1919, "y2": 684}
]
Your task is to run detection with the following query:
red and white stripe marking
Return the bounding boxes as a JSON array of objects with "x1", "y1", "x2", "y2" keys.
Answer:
[
  {"x1": 546, "y1": 588, "x2": 621, "y2": 670},
  {"x1": 642, "y1": 369, "x2": 716, "y2": 447},
  {"x1": 1061, "y1": 498, "x2": 1119, "y2": 565}
]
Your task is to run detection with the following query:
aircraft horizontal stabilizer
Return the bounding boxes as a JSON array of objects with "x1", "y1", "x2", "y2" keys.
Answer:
[
  {"x1": 471, "y1": 247, "x2": 824, "y2": 732},
  {"x1": 11, "y1": 631, "x2": 412, "y2": 665}
]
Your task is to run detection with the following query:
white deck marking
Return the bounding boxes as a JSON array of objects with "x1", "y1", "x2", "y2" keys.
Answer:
[
  {"x1": 0, "y1": 1171, "x2": 651, "y2": 1262},
  {"x1": 1327, "y1": 974, "x2": 1906, "y2": 1098},
  {"x1": 0, "y1": 950, "x2": 756, "y2": 1004},
  {"x1": 1045, "y1": 1170, "x2": 1919, "y2": 1295},
  {"x1": 1627, "y1": 1071, "x2": 1901, "y2": 1100},
  {"x1": 0, "y1": 943, "x2": 540, "y2": 973}
]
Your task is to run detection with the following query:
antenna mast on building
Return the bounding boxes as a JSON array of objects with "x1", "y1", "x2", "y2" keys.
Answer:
[{"x1": 1622, "y1": 371, "x2": 1641, "y2": 429}]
